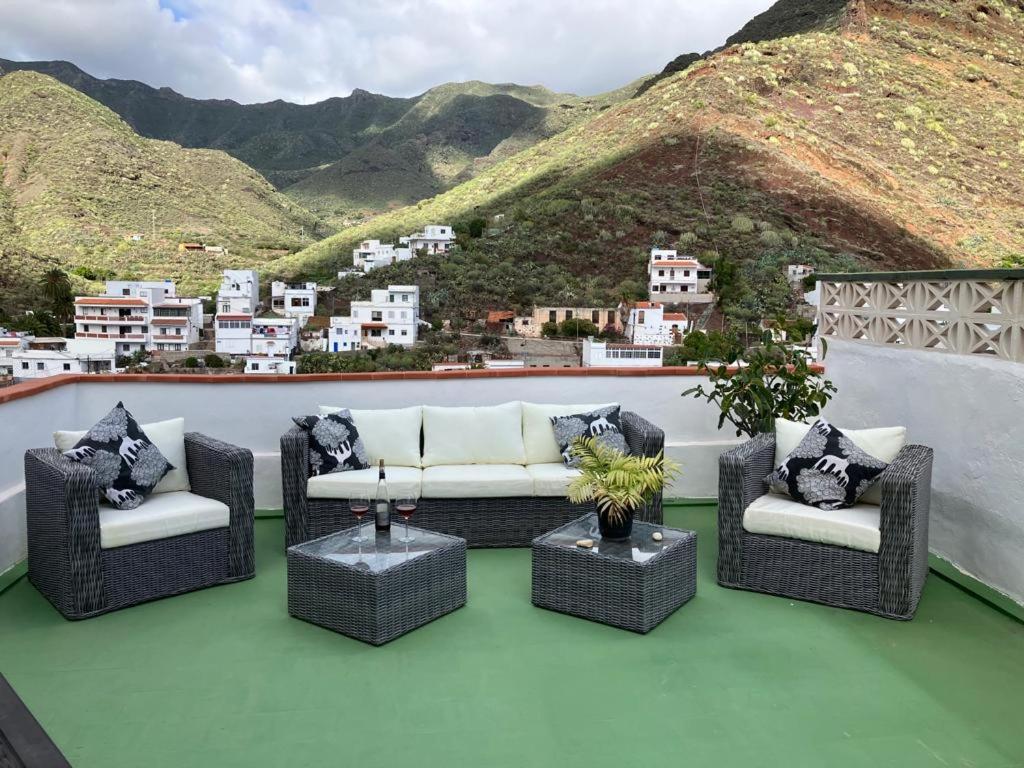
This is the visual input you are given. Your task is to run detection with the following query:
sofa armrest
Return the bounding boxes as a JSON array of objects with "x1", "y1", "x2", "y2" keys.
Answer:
[
  {"x1": 877, "y1": 444, "x2": 933, "y2": 616},
  {"x1": 281, "y1": 425, "x2": 310, "y2": 548},
  {"x1": 717, "y1": 433, "x2": 776, "y2": 585},
  {"x1": 185, "y1": 432, "x2": 254, "y2": 578},
  {"x1": 23, "y1": 448, "x2": 104, "y2": 616},
  {"x1": 620, "y1": 411, "x2": 665, "y2": 524}
]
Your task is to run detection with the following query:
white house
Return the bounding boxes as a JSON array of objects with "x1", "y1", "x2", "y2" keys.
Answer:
[
  {"x1": 244, "y1": 356, "x2": 297, "y2": 375},
  {"x1": 251, "y1": 317, "x2": 299, "y2": 358},
  {"x1": 214, "y1": 314, "x2": 254, "y2": 355},
  {"x1": 648, "y1": 250, "x2": 713, "y2": 300},
  {"x1": 583, "y1": 337, "x2": 664, "y2": 368},
  {"x1": 271, "y1": 281, "x2": 317, "y2": 326},
  {"x1": 11, "y1": 338, "x2": 117, "y2": 381},
  {"x1": 75, "y1": 280, "x2": 202, "y2": 356},
  {"x1": 400, "y1": 225, "x2": 455, "y2": 256},
  {"x1": 625, "y1": 302, "x2": 689, "y2": 346},
  {"x1": 787, "y1": 264, "x2": 815, "y2": 283},
  {"x1": 217, "y1": 270, "x2": 259, "y2": 315},
  {"x1": 0, "y1": 335, "x2": 27, "y2": 377},
  {"x1": 352, "y1": 240, "x2": 413, "y2": 273},
  {"x1": 328, "y1": 285, "x2": 421, "y2": 352}
]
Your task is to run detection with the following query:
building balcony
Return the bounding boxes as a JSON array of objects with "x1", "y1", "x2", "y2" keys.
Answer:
[
  {"x1": 0, "y1": 270, "x2": 1022, "y2": 767},
  {"x1": 74, "y1": 314, "x2": 146, "y2": 323}
]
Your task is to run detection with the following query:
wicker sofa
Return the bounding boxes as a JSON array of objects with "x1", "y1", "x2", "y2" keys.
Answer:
[
  {"x1": 282, "y1": 402, "x2": 665, "y2": 548},
  {"x1": 718, "y1": 431, "x2": 933, "y2": 620},
  {"x1": 24, "y1": 431, "x2": 255, "y2": 620}
]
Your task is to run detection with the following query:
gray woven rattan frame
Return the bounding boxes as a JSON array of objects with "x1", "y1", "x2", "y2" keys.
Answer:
[
  {"x1": 717, "y1": 433, "x2": 933, "y2": 620},
  {"x1": 531, "y1": 514, "x2": 697, "y2": 633},
  {"x1": 23, "y1": 432, "x2": 255, "y2": 620},
  {"x1": 281, "y1": 410, "x2": 665, "y2": 549},
  {"x1": 287, "y1": 526, "x2": 467, "y2": 645}
]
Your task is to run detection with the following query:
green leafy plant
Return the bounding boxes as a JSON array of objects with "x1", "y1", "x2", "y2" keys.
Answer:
[
  {"x1": 682, "y1": 327, "x2": 836, "y2": 438},
  {"x1": 204, "y1": 354, "x2": 225, "y2": 369},
  {"x1": 567, "y1": 437, "x2": 680, "y2": 523},
  {"x1": 183, "y1": 356, "x2": 199, "y2": 368}
]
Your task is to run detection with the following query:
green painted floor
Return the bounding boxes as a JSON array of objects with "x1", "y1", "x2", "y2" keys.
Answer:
[{"x1": 1, "y1": 506, "x2": 1023, "y2": 768}]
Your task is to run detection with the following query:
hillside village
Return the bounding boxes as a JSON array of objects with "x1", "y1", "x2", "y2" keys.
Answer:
[{"x1": 1, "y1": 215, "x2": 820, "y2": 381}]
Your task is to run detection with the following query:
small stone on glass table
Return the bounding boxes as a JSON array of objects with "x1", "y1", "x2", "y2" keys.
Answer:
[
  {"x1": 652, "y1": 532, "x2": 664, "y2": 541},
  {"x1": 576, "y1": 539, "x2": 594, "y2": 549}
]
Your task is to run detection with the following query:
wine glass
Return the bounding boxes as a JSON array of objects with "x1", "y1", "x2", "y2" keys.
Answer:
[
  {"x1": 348, "y1": 494, "x2": 370, "y2": 543},
  {"x1": 396, "y1": 496, "x2": 417, "y2": 544}
]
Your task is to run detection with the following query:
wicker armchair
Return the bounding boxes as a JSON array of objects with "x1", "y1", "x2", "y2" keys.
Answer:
[
  {"x1": 23, "y1": 433, "x2": 255, "y2": 620},
  {"x1": 718, "y1": 433, "x2": 933, "y2": 620},
  {"x1": 281, "y1": 410, "x2": 665, "y2": 549}
]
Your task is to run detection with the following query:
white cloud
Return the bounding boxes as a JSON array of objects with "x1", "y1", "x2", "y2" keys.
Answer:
[{"x1": 0, "y1": 0, "x2": 776, "y2": 103}]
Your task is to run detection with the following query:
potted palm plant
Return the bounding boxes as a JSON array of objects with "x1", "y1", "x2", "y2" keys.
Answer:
[{"x1": 567, "y1": 437, "x2": 680, "y2": 540}]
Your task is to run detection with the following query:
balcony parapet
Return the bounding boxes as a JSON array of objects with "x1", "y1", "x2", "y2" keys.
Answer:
[{"x1": 816, "y1": 268, "x2": 1024, "y2": 363}]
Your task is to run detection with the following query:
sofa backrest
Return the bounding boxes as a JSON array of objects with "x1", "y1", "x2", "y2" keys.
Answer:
[
  {"x1": 319, "y1": 405, "x2": 423, "y2": 468},
  {"x1": 421, "y1": 401, "x2": 526, "y2": 467},
  {"x1": 521, "y1": 402, "x2": 618, "y2": 465}
]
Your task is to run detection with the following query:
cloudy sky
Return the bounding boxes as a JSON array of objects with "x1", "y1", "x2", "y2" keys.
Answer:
[{"x1": 0, "y1": 0, "x2": 775, "y2": 104}]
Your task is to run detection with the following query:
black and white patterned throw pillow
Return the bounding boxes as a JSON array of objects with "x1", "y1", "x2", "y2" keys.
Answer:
[
  {"x1": 766, "y1": 419, "x2": 888, "y2": 510},
  {"x1": 550, "y1": 405, "x2": 629, "y2": 467},
  {"x1": 292, "y1": 410, "x2": 370, "y2": 476},
  {"x1": 63, "y1": 402, "x2": 173, "y2": 510}
]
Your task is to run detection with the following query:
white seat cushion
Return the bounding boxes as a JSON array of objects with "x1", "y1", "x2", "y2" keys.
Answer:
[
  {"x1": 743, "y1": 493, "x2": 881, "y2": 553},
  {"x1": 421, "y1": 465, "x2": 533, "y2": 498},
  {"x1": 98, "y1": 491, "x2": 228, "y2": 549},
  {"x1": 307, "y1": 466, "x2": 422, "y2": 500},
  {"x1": 55, "y1": 417, "x2": 191, "y2": 494},
  {"x1": 422, "y1": 402, "x2": 526, "y2": 467},
  {"x1": 774, "y1": 418, "x2": 906, "y2": 505},
  {"x1": 522, "y1": 402, "x2": 617, "y2": 465},
  {"x1": 526, "y1": 463, "x2": 581, "y2": 497},
  {"x1": 319, "y1": 405, "x2": 422, "y2": 468}
]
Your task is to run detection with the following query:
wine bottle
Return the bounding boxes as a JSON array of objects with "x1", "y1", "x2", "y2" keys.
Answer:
[{"x1": 374, "y1": 459, "x2": 390, "y2": 531}]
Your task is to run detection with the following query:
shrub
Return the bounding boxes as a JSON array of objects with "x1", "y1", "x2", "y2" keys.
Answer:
[
  {"x1": 677, "y1": 232, "x2": 699, "y2": 248},
  {"x1": 184, "y1": 356, "x2": 199, "y2": 368},
  {"x1": 731, "y1": 215, "x2": 755, "y2": 234},
  {"x1": 559, "y1": 318, "x2": 599, "y2": 338},
  {"x1": 540, "y1": 321, "x2": 560, "y2": 338},
  {"x1": 204, "y1": 354, "x2": 225, "y2": 369}
]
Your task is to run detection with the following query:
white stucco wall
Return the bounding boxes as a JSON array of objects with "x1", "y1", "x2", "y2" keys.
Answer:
[
  {"x1": 0, "y1": 373, "x2": 741, "y2": 574},
  {"x1": 822, "y1": 338, "x2": 1024, "y2": 606}
]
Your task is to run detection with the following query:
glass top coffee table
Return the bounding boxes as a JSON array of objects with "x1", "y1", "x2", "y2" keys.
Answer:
[
  {"x1": 287, "y1": 525, "x2": 467, "y2": 646},
  {"x1": 531, "y1": 514, "x2": 697, "y2": 633}
]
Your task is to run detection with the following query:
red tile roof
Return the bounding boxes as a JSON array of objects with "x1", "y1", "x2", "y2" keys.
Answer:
[
  {"x1": 664, "y1": 313, "x2": 688, "y2": 321},
  {"x1": 651, "y1": 260, "x2": 701, "y2": 268},
  {"x1": 486, "y1": 310, "x2": 515, "y2": 323},
  {"x1": 634, "y1": 301, "x2": 664, "y2": 309},
  {"x1": 75, "y1": 297, "x2": 148, "y2": 307}
]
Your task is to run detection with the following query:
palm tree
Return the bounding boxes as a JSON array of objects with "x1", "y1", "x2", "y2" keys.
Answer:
[{"x1": 39, "y1": 268, "x2": 74, "y2": 326}]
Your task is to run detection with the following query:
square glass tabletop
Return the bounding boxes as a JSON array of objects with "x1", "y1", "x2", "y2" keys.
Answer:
[
  {"x1": 293, "y1": 525, "x2": 456, "y2": 574},
  {"x1": 536, "y1": 514, "x2": 692, "y2": 564}
]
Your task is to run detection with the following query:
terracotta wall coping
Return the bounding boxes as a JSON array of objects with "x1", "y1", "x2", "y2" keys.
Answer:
[{"x1": 0, "y1": 365, "x2": 824, "y2": 407}]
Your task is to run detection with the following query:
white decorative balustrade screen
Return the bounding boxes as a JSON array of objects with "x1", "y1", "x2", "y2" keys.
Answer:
[{"x1": 818, "y1": 272, "x2": 1024, "y2": 363}]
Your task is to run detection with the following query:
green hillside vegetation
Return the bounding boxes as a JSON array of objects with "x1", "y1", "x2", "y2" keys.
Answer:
[
  {"x1": 278, "y1": 0, "x2": 1024, "y2": 326},
  {"x1": 0, "y1": 70, "x2": 319, "y2": 308},
  {"x1": 0, "y1": 60, "x2": 636, "y2": 224}
]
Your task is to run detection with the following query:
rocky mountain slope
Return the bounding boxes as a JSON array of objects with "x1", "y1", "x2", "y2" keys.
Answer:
[
  {"x1": 277, "y1": 0, "x2": 1024, "y2": 322},
  {"x1": 0, "y1": 58, "x2": 633, "y2": 224},
  {"x1": 0, "y1": 70, "x2": 318, "y2": 305}
]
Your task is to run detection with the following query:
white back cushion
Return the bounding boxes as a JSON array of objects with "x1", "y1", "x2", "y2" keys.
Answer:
[
  {"x1": 319, "y1": 405, "x2": 422, "y2": 467},
  {"x1": 422, "y1": 402, "x2": 526, "y2": 466},
  {"x1": 521, "y1": 402, "x2": 617, "y2": 465},
  {"x1": 774, "y1": 418, "x2": 907, "y2": 505},
  {"x1": 54, "y1": 417, "x2": 190, "y2": 494}
]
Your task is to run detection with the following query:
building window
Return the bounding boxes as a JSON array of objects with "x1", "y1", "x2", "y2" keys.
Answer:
[
  {"x1": 101, "y1": 325, "x2": 107, "y2": 333},
  {"x1": 565, "y1": 310, "x2": 573, "y2": 320},
  {"x1": 63, "y1": 363, "x2": 71, "y2": 371},
  {"x1": 592, "y1": 311, "x2": 599, "y2": 324},
  {"x1": 122, "y1": 288, "x2": 130, "y2": 296},
  {"x1": 251, "y1": 363, "x2": 259, "y2": 371},
  {"x1": 21, "y1": 362, "x2": 28, "y2": 370},
  {"x1": 548, "y1": 310, "x2": 557, "y2": 323},
  {"x1": 401, "y1": 330, "x2": 408, "y2": 336},
  {"x1": 37, "y1": 362, "x2": 44, "y2": 371},
  {"x1": 659, "y1": 270, "x2": 665, "y2": 277},
  {"x1": 638, "y1": 311, "x2": 645, "y2": 324},
  {"x1": 388, "y1": 330, "x2": 395, "y2": 336},
  {"x1": 607, "y1": 311, "x2": 615, "y2": 324}
]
